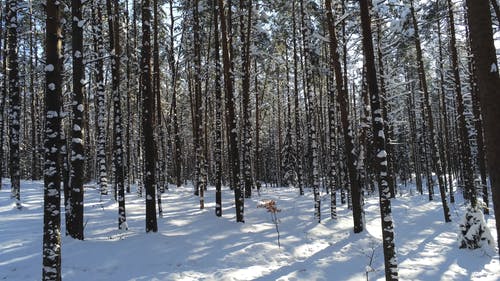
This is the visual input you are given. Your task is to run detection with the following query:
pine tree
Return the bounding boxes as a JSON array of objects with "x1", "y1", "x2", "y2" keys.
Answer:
[
  {"x1": 92, "y1": 0, "x2": 108, "y2": 196},
  {"x1": 213, "y1": 0, "x2": 223, "y2": 217},
  {"x1": 359, "y1": 0, "x2": 398, "y2": 279},
  {"x1": 291, "y1": 0, "x2": 304, "y2": 196},
  {"x1": 42, "y1": 0, "x2": 63, "y2": 279},
  {"x1": 218, "y1": 0, "x2": 244, "y2": 223},
  {"x1": 7, "y1": 0, "x2": 21, "y2": 208},
  {"x1": 68, "y1": 0, "x2": 85, "y2": 240},
  {"x1": 325, "y1": 0, "x2": 363, "y2": 232},
  {"x1": 111, "y1": 0, "x2": 126, "y2": 230},
  {"x1": 240, "y1": 0, "x2": 254, "y2": 199},
  {"x1": 141, "y1": 0, "x2": 158, "y2": 232},
  {"x1": 465, "y1": 0, "x2": 500, "y2": 258}
]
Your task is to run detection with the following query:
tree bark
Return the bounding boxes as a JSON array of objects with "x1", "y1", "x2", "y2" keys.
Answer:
[
  {"x1": 7, "y1": 0, "x2": 21, "y2": 208},
  {"x1": 465, "y1": 0, "x2": 500, "y2": 258},
  {"x1": 359, "y1": 0, "x2": 398, "y2": 279},
  {"x1": 218, "y1": 0, "x2": 243, "y2": 222},
  {"x1": 42, "y1": 0, "x2": 63, "y2": 278},
  {"x1": 68, "y1": 0, "x2": 86, "y2": 239},
  {"x1": 142, "y1": 0, "x2": 158, "y2": 232},
  {"x1": 92, "y1": 0, "x2": 108, "y2": 196},
  {"x1": 325, "y1": 0, "x2": 362, "y2": 232}
]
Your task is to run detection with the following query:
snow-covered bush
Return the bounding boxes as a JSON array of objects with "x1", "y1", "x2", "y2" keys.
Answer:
[{"x1": 458, "y1": 206, "x2": 493, "y2": 249}]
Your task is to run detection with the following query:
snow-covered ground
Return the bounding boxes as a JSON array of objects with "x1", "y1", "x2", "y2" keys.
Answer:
[{"x1": 0, "y1": 180, "x2": 498, "y2": 280}]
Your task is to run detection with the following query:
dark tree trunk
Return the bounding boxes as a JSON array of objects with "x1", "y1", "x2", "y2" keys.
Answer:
[
  {"x1": 141, "y1": 0, "x2": 158, "y2": 232},
  {"x1": 92, "y1": 0, "x2": 108, "y2": 196},
  {"x1": 0, "y1": 2, "x2": 6, "y2": 189},
  {"x1": 359, "y1": 0, "x2": 398, "y2": 279},
  {"x1": 325, "y1": 0, "x2": 363, "y2": 232},
  {"x1": 465, "y1": 0, "x2": 500, "y2": 258},
  {"x1": 300, "y1": 0, "x2": 320, "y2": 223},
  {"x1": 42, "y1": 1, "x2": 63, "y2": 279},
  {"x1": 112, "y1": 0, "x2": 126, "y2": 230},
  {"x1": 214, "y1": 0, "x2": 223, "y2": 217},
  {"x1": 7, "y1": 0, "x2": 21, "y2": 208},
  {"x1": 291, "y1": 0, "x2": 304, "y2": 196},
  {"x1": 192, "y1": 0, "x2": 206, "y2": 209},
  {"x1": 153, "y1": 0, "x2": 163, "y2": 217},
  {"x1": 240, "y1": 0, "x2": 253, "y2": 199},
  {"x1": 168, "y1": 0, "x2": 182, "y2": 188},
  {"x1": 218, "y1": 0, "x2": 243, "y2": 222},
  {"x1": 68, "y1": 0, "x2": 86, "y2": 239},
  {"x1": 325, "y1": 0, "x2": 338, "y2": 220}
]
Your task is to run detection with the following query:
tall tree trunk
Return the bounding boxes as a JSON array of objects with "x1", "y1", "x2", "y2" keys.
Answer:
[
  {"x1": 168, "y1": 0, "x2": 182, "y2": 187},
  {"x1": 291, "y1": 0, "x2": 304, "y2": 196},
  {"x1": 192, "y1": 0, "x2": 206, "y2": 209},
  {"x1": 325, "y1": 0, "x2": 339, "y2": 220},
  {"x1": 240, "y1": 0, "x2": 253, "y2": 198},
  {"x1": 465, "y1": 0, "x2": 500, "y2": 258},
  {"x1": 446, "y1": 0, "x2": 476, "y2": 207},
  {"x1": 359, "y1": 0, "x2": 398, "y2": 279},
  {"x1": 93, "y1": 0, "x2": 108, "y2": 196},
  {"x1": 7, "y1": 0, "x2": 21, "y2": 208},
  {"x1": 463, "y1": 11, "x2": 489, "y2": 213},
  {"x1": 409, "y1": 0, "x2": 451, "y2": 222},
  {"x1": 0, "y1": 2, "x2": 6, "y2": 188},
  {"x1": 436, "y1": 2, "x2": 454, "y2": 203},
  {"x1": 375, "y1": 19, "x2": 396, "y2": 198},
  {"x1": 29, "y1": 1, "x2": 40, "y2": 180},
  {"x1": 213, "y1": 0, "x2": 223, "y2": 217},
  {"x1": 142, "y1": 0, "x2": 158, "y2": 232},
  {"x1": 153, "y1": 0, "x2": 163, "y2": 217},
  {"x1": 218, "y1": 0, "x2": 243, "y2": 222},
  {"x1": 325, "y1": 0, "x2": 363, "y2": 232},
  {"x1": 469, "y1": 58, "x2": 489, "y2": 213},
  {"x1": 68, "y1": 0, "x2": 86, "y2": 239},
  {"x1": 124, "y1": 0, "x2": 132, "y2": 193},
  {"x1": 300, "y1": 0, "x2": 320, "y2": 223},
  {"x1": 42, "y1": 0, "x2": 63, "y2": 278},
  {"x1": 112, "y1": 0, "x2": 126, "y2": 230}
]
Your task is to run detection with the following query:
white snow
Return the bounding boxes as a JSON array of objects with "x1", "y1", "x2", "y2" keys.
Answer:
[
  {"x1": 491, "y1": 63, "x2": 497, "y2": 73},
  {"x1": 377, "y1": 150, "x2": 387, "y2": 158},
  {"x1": 0, "y1": 180, "x2": 498, "y2": 281},
  {"x1": 45, "y1": 64, "x2": 54, "y2": 72}
]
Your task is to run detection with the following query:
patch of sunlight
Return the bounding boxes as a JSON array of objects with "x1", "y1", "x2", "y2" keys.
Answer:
[{"x1": 440, "y1": 262, "x2": 468, "y2": 280}]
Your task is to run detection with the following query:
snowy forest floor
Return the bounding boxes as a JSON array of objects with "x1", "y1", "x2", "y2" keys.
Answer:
[{"x1": 0, "y1": 180, "x2": 499, "y2": 281}]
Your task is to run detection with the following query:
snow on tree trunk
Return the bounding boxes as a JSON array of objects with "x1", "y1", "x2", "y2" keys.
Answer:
[
  {"x1": 300, "y1": 0, "x2": 320, "y2": 223},
  {"x1": 325, "y1": 0, "x2": 362, "y2": 232},
  {"x1": 218, "y1": 0, "x2": 244, "y2": 223},
  {"x1": 7, "y1": 0, "x2": 21, "y2": 208},
  {"x1": 111, "y1": 0, "x2": 126, "y2": 230},
  {"x1": 465, "y1": 0, "x2": 500, "y2": 259},
  {"x1": 240, "y1": 0, "x2": 254, "y2": 199},
  {"x1": 92, "y1": 0, "x2": 108, "y2": 196},
  {"x1": 213, "y1": 0, "x2": 223, "y2": 217},
  {"x1": 359, "y1": 0, "x2": 398, "y2": 279},
  {"x1": 68, "y1": 0, "x2": 86, "y2": 240},
  {"x1": 42, "y1": 1, "x2": 63, "y2": 279},
  {"x1": 141, "y1": 0, "x2": 158, "y2": 232}
]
